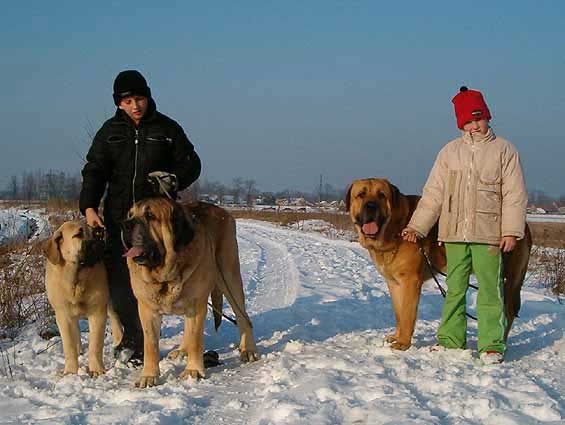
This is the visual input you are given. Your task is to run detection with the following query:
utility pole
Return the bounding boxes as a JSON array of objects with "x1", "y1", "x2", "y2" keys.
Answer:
[{"x1": 319, "y1": 174, "x2": 323, "y2": 203}]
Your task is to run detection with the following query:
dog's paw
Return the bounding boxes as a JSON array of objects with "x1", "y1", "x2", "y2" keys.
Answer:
[
  {"x1": 63, "y1": 366, "x2": 79, "y2": 375},
  {"x1": 383, "y1": 334, "x2": 398, "y2": 344},
  {"x1": 87, "y1": 367, "x2": 106, "y2": 378},
  {"x1": 390, "y1": 341, "x2": 411, "y2": 351},
  {"x1": 135, "y1": 375, "x2": 159, "y2": 388},
  {"x1": 167, "y1": 349, "x2": 187, "y2": 360},
  {"x1": 240, "y1": 350, "x2": 259, "y2": 363},
  {"x1": 180, "y1": 368, "x2": 205, "y2": 380}
]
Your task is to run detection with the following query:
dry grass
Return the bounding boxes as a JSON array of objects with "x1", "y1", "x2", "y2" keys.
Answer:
[
  {"x1": 45, "y1": 198, "x2": 79, "y2": 214},
  {"x1": 528, "y1": 222, "x2": 565, "y2": 249},
  {"x1": 0, "y1": 200, "x2": 77, "y2": 342},
  {"x1": 0, "y1": 198, "x2": 78, "y2": 214},
  {"x1": 0, "y1": 240, "x2": 52, "y2": 334},
  {"x1": 532, "y1": 247, "x2": 565, "y2": 299},
  {"x1": 528, "y1": 223, "x2": 565, "y2": 298}
]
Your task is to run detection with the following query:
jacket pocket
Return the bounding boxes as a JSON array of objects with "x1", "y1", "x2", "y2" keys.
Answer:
[
  {"x1": 105, "y1": 134, "x2": 129, "y2": 163},
  {"x1": 107, "y1": 135, "x2": 127, "y2": 144},
  {"x1": 145, "y1": 134, "x2": 173, "y2": 166},
  {"x1": 439, "y1": 170, "x2": 461, "y2": 239},
  {"x1": 476, "y1": 181, "x2": 501, "y2": 214},
  {"x1": 475, "y1": 211, "x2": 501, "y2": 241},
  {"x1": 474, "y1": 179, "x2": 501, "y2": 241}
]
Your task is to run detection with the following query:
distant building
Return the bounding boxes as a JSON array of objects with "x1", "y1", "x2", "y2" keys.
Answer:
[
  {"x1": 290, "y1": 197, "x2": 307, "y2": 206},
  {"x1": 222, "y1": 195, "x2": 235, "y2": 204}
]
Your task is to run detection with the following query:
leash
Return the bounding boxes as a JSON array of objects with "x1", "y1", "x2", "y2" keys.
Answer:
[
  {"x1": 207, "y1": 302, "x2": 238, "y2": 326},
  {"x1": 418, "y1": 244, "x2": 478, "y2": 321}
]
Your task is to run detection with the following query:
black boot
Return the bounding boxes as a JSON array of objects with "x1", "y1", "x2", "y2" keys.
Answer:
[{"x1": 114, "y1": 335, "x2": 144, "y2": 368}]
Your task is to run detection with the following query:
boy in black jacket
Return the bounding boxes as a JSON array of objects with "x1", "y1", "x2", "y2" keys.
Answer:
[{"x1": 79, "y1": 70, "x2": 201, "y2": 365}]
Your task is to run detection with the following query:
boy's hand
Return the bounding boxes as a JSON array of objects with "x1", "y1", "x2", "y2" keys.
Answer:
[
  {"x1": 85, "y1": 208, "x2": 105, "y2": 228},
  {"x1": 500, "y1": 236, "x2": 517, "y2": 253},
  {"x1": 148, "y1": 171, "x2": 177, "y2": 197},
  {"x1": 401, "y1": 227, "x2": 420, "y2": 243}
]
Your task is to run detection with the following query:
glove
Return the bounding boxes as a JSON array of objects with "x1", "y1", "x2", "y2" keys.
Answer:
[{"x1": 147, "y1": 171, "x2": 178, "y2": 198}]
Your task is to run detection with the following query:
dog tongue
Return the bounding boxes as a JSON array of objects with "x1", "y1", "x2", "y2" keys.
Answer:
[
  {"x1": 362, "y1": 222, "x2": 379, "y2": 235},
  {"x1": 123, "y1": 246, "x2": 144, "y2": 258}
]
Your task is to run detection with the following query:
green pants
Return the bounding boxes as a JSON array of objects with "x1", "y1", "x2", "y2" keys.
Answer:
[{"x1": 437, "y1": 243, "x2": 506, "y2": 354}]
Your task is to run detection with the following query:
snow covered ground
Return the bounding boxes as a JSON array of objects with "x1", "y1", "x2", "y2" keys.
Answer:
[
  {"x1": 0, "y1": 218, "x2": 563, "y2": 424},
  {"x1": 0, "y1": 208, "x2": 50, "y2": 244},
  {"x1": 527, "y1": 214, "x2": 565, "y2": 223}
]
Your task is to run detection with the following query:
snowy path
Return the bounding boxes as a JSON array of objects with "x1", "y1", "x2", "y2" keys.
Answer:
[{"x1": 0, "y1": 219, "x2": 563, "y2": 424}]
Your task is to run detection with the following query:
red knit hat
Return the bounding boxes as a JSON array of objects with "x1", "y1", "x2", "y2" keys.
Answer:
[{"x1": 452, "y1": 86, "x2": 492, "y2": 129}]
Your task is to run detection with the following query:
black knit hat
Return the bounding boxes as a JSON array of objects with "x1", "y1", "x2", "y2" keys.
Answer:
[{"x1": 112, "y1": 70, "x2": 151, "y2": 105}]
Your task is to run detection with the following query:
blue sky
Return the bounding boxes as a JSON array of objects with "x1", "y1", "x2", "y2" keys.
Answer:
[{"x1": 1, "y1": 1, "x2": 564, "y2": 195}]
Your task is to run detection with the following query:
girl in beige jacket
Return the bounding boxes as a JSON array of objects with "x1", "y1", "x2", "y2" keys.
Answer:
[{"x1": 402, "y1": 87, "x2": 527, "y2": 364}]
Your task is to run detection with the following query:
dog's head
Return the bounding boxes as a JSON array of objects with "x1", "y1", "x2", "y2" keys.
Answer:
[
  {"x1": 121, "y1": 198, "x2": 194, "y2": 269},
  {"x1": 43, "y1": 221, "x2": 105, "y2": 267},
  {"x1": 345, "y1": 178, "x2": 402, "y2": 243}
]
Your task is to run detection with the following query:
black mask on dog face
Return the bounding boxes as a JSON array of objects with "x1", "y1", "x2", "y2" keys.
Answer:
[{"x1": 78, "y1": 224, "x2": 106, "y2": 268}]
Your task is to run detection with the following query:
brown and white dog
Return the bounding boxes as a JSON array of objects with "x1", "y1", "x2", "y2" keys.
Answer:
[
  {"x1": 346, "y1": 178, "x2": 531, "y2": 350},
  {"x1": 44, "y1": 221, "x2": 122, "y2": 376},
  {"x1": 122, "y1": 198, "x2": 258, "y2": 388}
]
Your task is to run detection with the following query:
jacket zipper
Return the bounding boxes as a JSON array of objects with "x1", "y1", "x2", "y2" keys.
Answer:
[
  {"x1": 132, "y1": 129, "x2": 139, "y2": 204},
  {"x1": 463, "y1": 135, "x2": 475, "y2": 241}
]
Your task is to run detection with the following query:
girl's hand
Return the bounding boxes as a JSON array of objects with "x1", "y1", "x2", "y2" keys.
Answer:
[
  {"x1": 85, "y1": 208, "x2": 105, "y2": 228},
  {"x1": 500, "y1": 236, "x2": 517, "y2": 253},
  {"x1": 401, "y1": 227, "x2": 420, "y2": 243}
]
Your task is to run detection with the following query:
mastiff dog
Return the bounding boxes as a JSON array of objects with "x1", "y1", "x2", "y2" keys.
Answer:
[
  {"x1": 44, "y1": 221, "x2": 122, "y2": 376},
  {"x1": 346, "y1": 178, "x2": 531, "y2": 350},
  {"x1": 122, "y1": 198, "x2": 258, "y2": 388}
]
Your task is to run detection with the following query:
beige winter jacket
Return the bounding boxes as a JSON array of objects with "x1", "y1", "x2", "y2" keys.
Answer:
[{"x1": 408, "y1": 128, "x2": 527, "y2": 245}]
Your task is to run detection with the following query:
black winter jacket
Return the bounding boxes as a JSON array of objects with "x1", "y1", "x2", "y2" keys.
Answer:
[{"x1": 79, "y1": 99, "x2": 201, "y2": 228}]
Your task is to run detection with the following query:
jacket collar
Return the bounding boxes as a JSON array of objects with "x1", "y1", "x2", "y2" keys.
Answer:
[{"x1": 461, "y1": 127, "x2": 496, "y2": 146}]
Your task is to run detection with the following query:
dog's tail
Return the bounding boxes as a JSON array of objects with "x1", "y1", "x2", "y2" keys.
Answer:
[
  {"x1": 503, "y1": 224, "x2": 532, "y2": 340},
  {"x1": 211, "y1": 287, "x2": 223, "y2": 331}
]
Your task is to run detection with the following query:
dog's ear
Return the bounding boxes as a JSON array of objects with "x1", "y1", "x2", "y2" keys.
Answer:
[
  {"x1": 43, "y1": 229, "x2": 63, "y2": 265},
  {"x1": 389, "y1": 183, "x2": 401, "y2": 209},
  {"x1": 345, "y1": 184, "x2": 353, "y2": 212},
  {"x1": 172, "y1": 203, "x2": 194, "y2": 251}
]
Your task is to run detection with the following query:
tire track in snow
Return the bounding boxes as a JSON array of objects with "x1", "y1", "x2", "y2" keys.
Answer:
[
  {"x1": 234, "y1": 220, "x2": 397, "y2": 353},
  {"x1": 236, "y1": 226, "x2": 300, "y2": 314}
]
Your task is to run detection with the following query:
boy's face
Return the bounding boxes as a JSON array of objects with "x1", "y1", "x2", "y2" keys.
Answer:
[
  {"x1": 119, "y1": 96, "x2": 149, "y2": 125},
  {"x1": 462, "y1": 119, "x2": 489, "y2": 135}
]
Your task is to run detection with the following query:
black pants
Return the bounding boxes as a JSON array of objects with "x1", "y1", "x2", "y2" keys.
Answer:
[{"x1": 105, "y1": 228, "x2": 144, "y2": 352}]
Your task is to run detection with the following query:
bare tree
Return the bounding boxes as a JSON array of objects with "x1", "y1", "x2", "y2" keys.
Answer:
[
  {"x1": 9, "y1": 176, "x2": 18, "y2": 199},
  {"x1": 232, "y1": 177, "x2": 244, "y2": 204},
  {"x1": 244, "y1": 179, "x2": 257, "y2": 207},
  {"x1": 21, "y1": 172, "x2": 35, "y2": 201},
  {"x1": 216, "y1": 183, "x2": 227, "y2": 205}
]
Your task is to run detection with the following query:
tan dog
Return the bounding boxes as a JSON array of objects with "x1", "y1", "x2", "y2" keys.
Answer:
[
  {"x1": 44, "y1": 221, "x2": 122, "y2": 376},
  {"x1": 346, "y1": 178, "x2": 531, "y2": 350},
  {"x1": 122, "y1": 198, "x2": 258, "y2": 388}
]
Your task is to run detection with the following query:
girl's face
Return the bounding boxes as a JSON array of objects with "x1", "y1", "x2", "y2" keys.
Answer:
[
  {"x1": 119, "y1": 96, "x2": 148, "y2": 125},
  {"x1": 462, "y1": 119, "x2": 489, "y2": 135}
]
